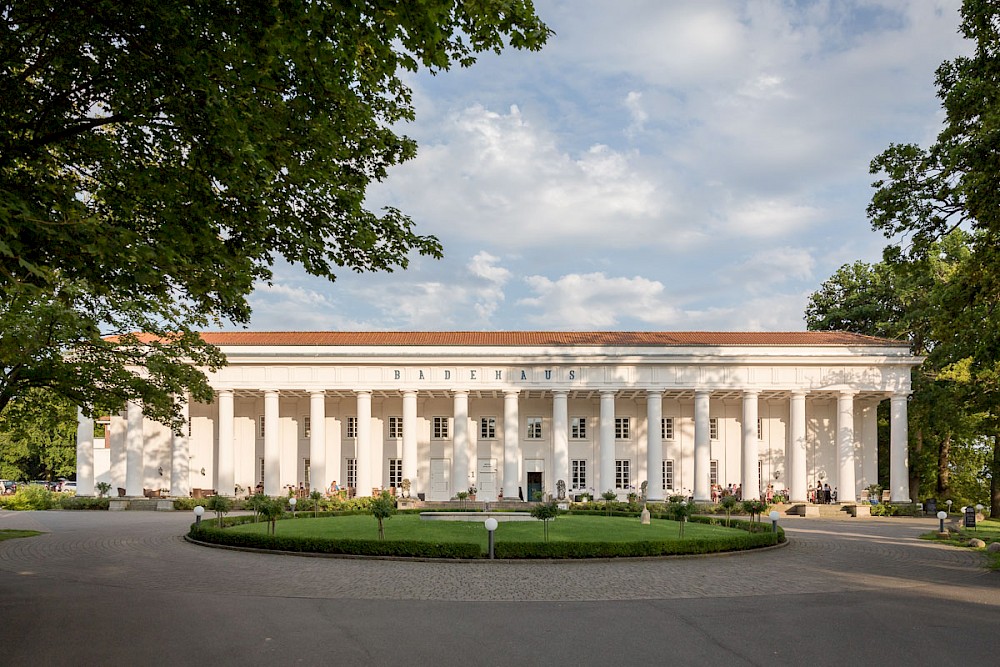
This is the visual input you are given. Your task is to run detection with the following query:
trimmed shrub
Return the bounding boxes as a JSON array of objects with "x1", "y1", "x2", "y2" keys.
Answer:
[
  {"x1": 0, "y1": 485, "x2": 55, "y2": 510},
  {"x1": 58, "y1": 496, "x2": 110, "y2": 510}
]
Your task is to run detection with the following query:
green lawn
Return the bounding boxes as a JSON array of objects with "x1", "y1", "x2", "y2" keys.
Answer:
[
  {"x1": 228, "y1": 513, "x2": 745, "y2": 548},
  {"x1": 0, "y1": 529, "x2": 42, "y2": 542},
  {"x1": 922, "y1": 516, "x2": 1000, "y2": 569}
]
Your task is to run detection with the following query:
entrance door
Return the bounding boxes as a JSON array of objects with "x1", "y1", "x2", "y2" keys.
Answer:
[
  {"x1": 478, "y1": 459, "x2": 498, "y2": 501},
  {"x1": 527, "y1": 471, "x2": 543, "y2": 502},
  {"x1": 430, "y1": 458, "x2": 450, "y2": 501}
]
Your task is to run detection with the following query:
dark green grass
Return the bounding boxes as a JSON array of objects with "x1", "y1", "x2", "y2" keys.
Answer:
[
  {"x1": 921, "y1": 517, "x2": 1000, "y2": 570},
  {"x1": 0, "y1": 529, "x2": 42, "y2": 542},
  {"x1": 228, "y1": 513, "x2": 742, "y2": 549}
]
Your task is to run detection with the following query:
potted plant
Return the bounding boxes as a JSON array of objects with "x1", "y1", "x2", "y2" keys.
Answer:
[{"x1": 468, "y1": 485, "x2": 477, "y2": 501}]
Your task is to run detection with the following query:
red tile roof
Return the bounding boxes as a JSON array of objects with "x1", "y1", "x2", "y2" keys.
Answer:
[{"x1": 195, "y1": 331, "x2": 905, "y2": 347}]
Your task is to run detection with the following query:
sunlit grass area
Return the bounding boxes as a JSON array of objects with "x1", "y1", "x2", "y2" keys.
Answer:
[
  {"x1": 922, "y1": 516, "x2": 1000, "y2": 569},
  {"x1": 228, "y1": 513, "x2": 744, "y2": 548}
]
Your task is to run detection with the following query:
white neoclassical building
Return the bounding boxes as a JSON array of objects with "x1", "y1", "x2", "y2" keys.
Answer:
[{"x1": 74, "y1": 331, "x2": 920, "y2": 504}]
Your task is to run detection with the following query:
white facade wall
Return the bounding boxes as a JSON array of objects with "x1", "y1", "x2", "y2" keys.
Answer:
[{"x1": 76, "y1": 335, "x2": 920, "y2": 503}]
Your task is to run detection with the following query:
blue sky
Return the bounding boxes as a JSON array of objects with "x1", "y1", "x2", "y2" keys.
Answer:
[{"x1": 244, "y1": 0, "x2": 969, "y2": 332}]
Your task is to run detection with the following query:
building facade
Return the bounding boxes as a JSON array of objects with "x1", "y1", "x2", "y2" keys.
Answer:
[{"x1": 74, "y1": 331, "x2": 920, "y2": 503}]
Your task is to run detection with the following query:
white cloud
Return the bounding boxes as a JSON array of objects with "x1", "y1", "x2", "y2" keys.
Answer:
[
  {"x1": 467, "y1": 251, "x2": 510, "y2": 323},
  {"x1": 518, "y1": 272, "x2": 682, "y2": 328},
  {"x1": 624, "y1": 91, "x2": 648, "y2": 137}
]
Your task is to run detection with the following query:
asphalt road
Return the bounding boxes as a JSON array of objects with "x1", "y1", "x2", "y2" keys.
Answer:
[{"x1": 1, "y1": 510, "x2": 997, "y2": 666}]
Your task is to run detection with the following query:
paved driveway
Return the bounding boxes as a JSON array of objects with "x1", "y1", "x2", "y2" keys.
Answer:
[{"x1": 2, "y1": 511, "x2": 997, "y2": 665}]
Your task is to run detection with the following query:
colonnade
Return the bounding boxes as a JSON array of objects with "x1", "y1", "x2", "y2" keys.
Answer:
[{"x1": 75, "y1": 387, "x2": 912, "y2": 504}]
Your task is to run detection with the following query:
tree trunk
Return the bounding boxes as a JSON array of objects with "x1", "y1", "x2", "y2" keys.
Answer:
[
  {"x1": 936, "y1": 432, "x2": 951, "y2": 496},
  {"x1": 991, "y1": 434, "x2": 1000, "y2": 520},
  {"x1": 909, "y1": 428, "x2": 923, "y2": 503}
]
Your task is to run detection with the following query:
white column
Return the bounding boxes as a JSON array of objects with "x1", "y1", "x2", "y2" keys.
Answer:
[
  {"x1": 861, "y1": 400, "x2": 878, "y2": 491},
  {"x1": 453, "y1": 391, "x2": 470, "y2": 496},
  {"x1": 890, "y1": 392, "x2": 910, "y2": 502},
  {"x1": 788, "y1": 392, "x2": 807, "y2": 503},
  {"x1": 742, "y1": 391, "x2": 760, "y2": 501},
  {"x1": 693, "y1": 390, "x2": 711, "y2": 501},
  {"x1": 552, "y1": 390, "x2": 569, "y2": 498},
  {"x1": 263, "y1": 390, "x2": 280, "y2": 495},
  {"x1": 599, "y1": 390, "x2": 616, "y2": 494},
  {"x1": 217, "y1": 390, "x2": 235, "y2": 497},
  {"x1": 837, "y1": 391, "x2": 857, "y2": 503},
  {"x1": 402, "y1": 391, "x2": 418, "y2": 495},
  {"x1": 310, "y1": 391, "x2": 326, "y2": 493},
  {"x1": 75, "y1": 407, "x2": 95, "y2": 497},
  {"x1": 503, "y1": 391, "x2": 520, "y2": 499},
  {"x1": 646, "y1": 390, "x2": 664, "y2": 501},
  {"x1": 356, "y1": 391, "x2": 372, "y2": 497},
  {"x1": 171, "y1": 396, "x2": 190, "y2": 498},
  {"x1": 125, "y1": 400, "x2": 144, "y2": 497}
]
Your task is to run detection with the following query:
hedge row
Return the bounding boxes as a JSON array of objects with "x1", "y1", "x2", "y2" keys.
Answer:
[
  {"x1": 494, "y1": 531, "x2": 780, "y2": 559},
  {"x1": 188, "y1": 525, "x2": 481, "y2": 558}
]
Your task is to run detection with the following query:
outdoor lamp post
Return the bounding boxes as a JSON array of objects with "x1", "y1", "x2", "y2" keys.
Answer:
[
  {"x1": 485, "y1": 517, "x2": 498, "y2": 559},
  {"x1": 976, "y1": 504, "x2": 984, "y2": 532},
  {"x1": 194, "y1": 505, "x2": 204, "y2": 526},
  {"x1": 946, "y1": 499, "x2": 953, "y2": 512},
  {"x1": 769, "y1": 510, "x2": 780, "y2": 534},
  {"x1": 289, "y1": 496, "x2": 297, "y2": 518},
  {"x1": 937, "y1": 510, "x2": 947, "y2": 534}
]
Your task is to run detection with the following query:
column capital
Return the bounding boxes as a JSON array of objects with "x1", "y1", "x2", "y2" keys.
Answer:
[
  {"x1": 551, "y1": 389, "x2": 569, "y2": 397},
  {"x1": 600, "y1": 389, "x2": 617, "y2": 396},
  {"x1": 452, "y1": 389, "x2": 469, "y2": 398},
  {"x1": 645, "y1": 389, "x2": 664, "y2": 397},
  {"x1": 263, "y1": 389, "x2": 279, "y2": 397},
  {"x1": 790, "y1": 390, "x2": 808, "y2": 399},
  {"x1": 504, "y1": 389, "x2": 521, "y2": 398},
  {"x1": 401, "y1": 389, "x2": 418, "y2": 398},
  {"x1": 838, "y1": 389, "x2": 859, "y2": 397},
  {"x1": 309, "y1": 389, "x2": 325, "y2": 397},
  {"x1": 216, "y1": 388, "x2": 234, "y2": 397},
  {"x1": 891, "y1": 390, "x2": 910, "y2": 400},
  {"x1": 694, "y1": 389, "x2": 711, "y2": 398},
  {"x1": 355, "y1": 389, "x2": 372, "y2": 397},
  {"x1": 742, "y1": 389, "x2": 760, "y2": 398}
]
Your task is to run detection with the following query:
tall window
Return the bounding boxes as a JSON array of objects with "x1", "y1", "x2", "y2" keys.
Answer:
[
  {"x1": 571, "y1": 417, "x2": 587, "y2": 439},
  {"x1": 757, "y1": 418, "x2": 763, "y2": 440},
  {"x1": 662, "y1": 459, "x2": 674, "y2": 490},
  {"x1": 615, "y1": 417, "x2": 631, "y2": 440},
  {"x1": 661, "y1": 417, "x2": 674, "y2": 440},
  {"x1": 346, "y1": 458, "x2": 357, "y2": 488},
  {"x1": 526, "y1": 416, "x2": 542, "y2": 439},
  {"x1": 480, "y1": 416, "x2": 496, "y2": 439},
  {"x1": 258, "y1": 415, "x2": 265, "y2": 438},
  {"x1": 710, "y1": 459, "x2": 719, "y2": 486},
  {"x1": 303, "y1": 458, "x2": 311, "y2": 487},
  {"x1": 615, "y1": 459, "x2": 631, "y2": 488},
  {"x1": 389, "y1": 458, "x2": 402, "y2": 487},
  {"x1": 346, "y1": 416, "x2": 357, "y2": 439},
  {"x1": 388, "y1": 416, "x2": 402, "y2": 439},
  {"x1": 433, "y1": 416, "x2": 449, "y2": 439},
  {"x1": 571, "y1": 459, "x2": 587, "y2": 488},
  {"x1": 259, "y1": 457, "x2": 265, "y2": 484},
  {"x1": 758, "y1": 460, "x2": 762, "y2": 491},
  {"x1": 303, "y1": 415, "x2": 311, "y2": 438},
  {"x1": 709, "y1": 417, "x2": 719, "y2": 440}
]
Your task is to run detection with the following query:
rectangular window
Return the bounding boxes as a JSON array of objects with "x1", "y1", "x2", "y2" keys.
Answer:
[
  {"x1": 388, "y1": 416, "x2": 402, "y2": 439},
  {"x1": 480, "y1": 416, "x2": 497, "y2": 440},
  {"x1": 710, "y1": 459, "x2": 719, "y2": 486},
  {"x1": 757, "y1": 418, "x2": 763, "y2": 440},
  {"x1": 571, "y1": 417, "x2": 587, "y2": 439},
  {"x1": 389, "y1": 458, "x2": 402, "y2": 487},
  {"x1": 303, "y1": 458, "x2": 311, "y2": 487},
  {"x1": 662, "y1": 459, "x2": 674, "y2": 490},
  {"x1": 758, "y1": 460, "x2": 762, "y2": 491},
  {"x1": 258, "y1": 415, "x2": 265, "y2": 438},
  {"x1": 571, "y1": 459, "x2": 587, "y2": 488},
  {"x1": 709, "y1": 417, "x2": 719, "y2": 440},
  {"x1": 433, "y1": 416, "x2": 449, "y2": 439},
  {"x1": 346, "y1": 416, "x2": 357, "y2": 439},
  {"x1": 661, "y1": 417, "x2": 674, "y2": 440},
  {"x1": 346, "y1": 458, "x2": 357, "y2": 488},
  {"x1": 615, "y1": 459, "x2": 631, "y2": 488},
  {"x1": 526, "y1": 416, "x2": 542, "y2": 439},
  {"x1": 615, "y1": 417, "x2": 631, "y2": 440},
  {"x1": 303, "y1": 415, "x2": 311, "y2": 439},
  {"x1": 259, "y1": 457, "x2": 265, "y2": 484}
]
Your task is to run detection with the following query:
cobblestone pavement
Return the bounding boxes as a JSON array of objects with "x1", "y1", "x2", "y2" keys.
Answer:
[{"x1": 1, "y1": 510, "x2": 996, "y2": 604}]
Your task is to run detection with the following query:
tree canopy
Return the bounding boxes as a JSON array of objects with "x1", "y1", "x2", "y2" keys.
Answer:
[
  {"x1": 863, "y1": 0, "x2": 1000, "y2": 514},
  {"x1": 0, "y1": 1, "x2": 550, "y2": 426}
]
